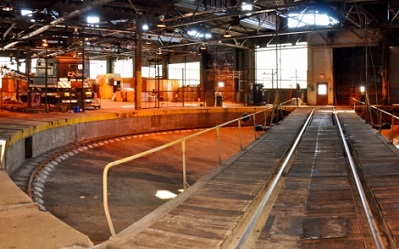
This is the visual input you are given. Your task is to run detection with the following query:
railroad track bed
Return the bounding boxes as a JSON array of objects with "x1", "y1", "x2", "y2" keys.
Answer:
[
  {"x1": 239, "y1": 108, "x2": 399, "y2": 249},
  {"x1": 105, "y1": 107, "x2": 399, "y2": 249},
  {"x1": 251, "y1": 109, "x2": 368, "y2": 249},
  {"x1": 338, "y1": 110, "x2": 399, "y2": 247},
  {"x1": 11, "y1": 107, "x2": 399, "y2": 248}
]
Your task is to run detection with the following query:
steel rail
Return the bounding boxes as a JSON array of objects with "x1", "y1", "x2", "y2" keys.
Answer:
[
  {"x1": 103, "y1": 102, "x2": 298, "y2": 237},
  {"x1": 233, "y1": 108, "x2": 315, "y2": 248},
  {"x1": 333, "y1": 109, "x2": 384, "y2": 249}
]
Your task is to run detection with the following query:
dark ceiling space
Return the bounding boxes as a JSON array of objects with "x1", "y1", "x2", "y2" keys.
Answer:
[{"x1": 0, "y1": 0, "x2": 398, "y2": 60}]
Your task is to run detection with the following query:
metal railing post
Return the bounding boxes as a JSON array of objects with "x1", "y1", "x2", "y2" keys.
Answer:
[
  {"x1": 181, "y1": 138, "x2": 189, "y2": 190},
  {"x1": 263, "y1": 109, "x2": 267, "y2": 127},
  {"x1": 103, "y1": 164, "x2": 116, "y2": 237},
  {"x1": 0, "y1": 140, "x2": 5, "y2": 170},
  {"x1": 253, "y1": 113, "x2": 257, "y2": 139},
  {"x1": 216, "y1": 125, "x2": 222, "y2": 164},
  {"x1": 238, "y1": 119, "x2": 243, "y2": 150},
  {"x1": 391, "y1": 114, "x2": 395, "y2": 143}
]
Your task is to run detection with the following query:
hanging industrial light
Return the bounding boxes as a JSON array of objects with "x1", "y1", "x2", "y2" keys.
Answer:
[
  {"x1": 42, "y1": 39, "x2": 48, "y2": 48},
  {"x1": 2, "y1": 0, "x2": 13, "y2": 11},
  {"x1": 142, "y1": 23, "x2": 149, "y2": 31},
  {"x1": 224, "y1": 30, "x2": 232, "y2": 38},
  {"x1": 157, "y1": 15, "x2": 166, "y2": 28},
  {"x1": 145, "y1": 36, "x2": 152, "y2": 45}
]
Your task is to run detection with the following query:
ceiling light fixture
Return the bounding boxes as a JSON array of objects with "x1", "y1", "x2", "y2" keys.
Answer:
[
  {"x1": 200, "y1": 43, "x2": 207, "y2": 50},
  {"x1": 157, "y1": 21, "x2": 166, "y2": 28},
  {"x1": 42, "y1": 39, "x2": 48, "y2": 48},
  {"x1": 142, "y1": 23, "x2": 149, "y2": 31},
  {"x1": 157, "y1": 15, "x2": 166, "y2": 28},
  {"x1": 73, "y1": 27, "x2": 79, "y2": 35},
  {"x1": 224, "y1": 30, "x2": 232, "y2": 38},
  {"x1": 145, "y1": 36, "x2": 152, "y2": 45},
  {"x1": 2, "y1": 0, "x2": 13, "y2": 11}
]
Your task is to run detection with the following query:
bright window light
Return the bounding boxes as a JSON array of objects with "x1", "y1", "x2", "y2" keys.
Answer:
[
  {"x1": 318, "y1": 84, "x2": 327, "y2": 95},
  {"x1": 242, "y1": 2, "x2": 253, "y2": 11},
  {"x1": 87, "y1": 16, "x2": 100, "y2": 24},
  {"x1": 21, "y1": 9, "x2": 33, "y2": 16},
  {"x1": 188, "y1": 29, "x2": 199, "y2": 37},
  {"x1": 188, "y1": 29, "x2": 212, "y2": 39},
  {"x1": 256, "y1": 43, "x2": 308, "y2": 89},
  {"x1": 288, "y1": 12, "x2": 338, "y2": 28}
]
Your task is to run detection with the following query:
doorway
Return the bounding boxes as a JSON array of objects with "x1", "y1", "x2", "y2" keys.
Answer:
[{"x1": 317, "y1": 82, "x2": 328, "y2": 105}]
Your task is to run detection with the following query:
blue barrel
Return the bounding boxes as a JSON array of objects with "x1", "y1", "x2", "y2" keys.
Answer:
[{"x1": 73, "y1": 106, "x2": 80, "y2": 113}]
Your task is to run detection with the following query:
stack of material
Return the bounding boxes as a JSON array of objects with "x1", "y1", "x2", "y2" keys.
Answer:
[
  {"x1": 115, "y1": 91, "x2": 127, "y2": 102},
  {"x1": 126, "y1": 90, "x2": 134, "y2": 102}
]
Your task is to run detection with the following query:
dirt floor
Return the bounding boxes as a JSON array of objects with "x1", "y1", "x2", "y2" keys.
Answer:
[
  {"x1": 42, "y1": 127, "x2": 258, "y2": 244},
  {"x1": 379, "y1": 125, "x2": 399, "y2": 148}
]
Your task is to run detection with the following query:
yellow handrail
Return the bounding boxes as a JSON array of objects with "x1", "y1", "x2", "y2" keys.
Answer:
[{"x1": 103, "y1": 104, "x2": 295, "y2": 236}]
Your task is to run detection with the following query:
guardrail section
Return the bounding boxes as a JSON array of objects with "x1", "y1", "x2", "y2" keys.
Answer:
[{"x1": 103, "y1": 103, "x2": 296, "y2": 236}]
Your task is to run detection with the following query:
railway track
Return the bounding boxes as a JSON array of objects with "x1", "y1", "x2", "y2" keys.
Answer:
[
  {"x1": 228, "y1": 107, "x2": 392, "y2": 249},
  {"x1": 10, "y1": 107, "x2": 399, "y2": 248},
  {"x1": 104, "y1": 107, "x2": 398, "y2": 249}
]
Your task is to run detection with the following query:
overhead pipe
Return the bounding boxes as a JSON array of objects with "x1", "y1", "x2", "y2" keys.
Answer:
[{"x1": 2, "y1": 0, "x2": 115, "y2": 50}]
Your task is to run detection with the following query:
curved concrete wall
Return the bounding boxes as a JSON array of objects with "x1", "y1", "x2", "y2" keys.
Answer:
[{"x1": 5, "y1": 107, "x2": 270, "y2": 175}]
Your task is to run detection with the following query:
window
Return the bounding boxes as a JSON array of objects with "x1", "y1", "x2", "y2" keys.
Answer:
[
  {"x1": 142, "y1": 64, "x2": 162, "y2": 78},
  {"x1": 256, "y1": 43, "x2": 307, "y2": 89},
  {"x1": 114, "y1": 58, "x2": 133, "y2": 77},
  {"x1": 90, "y1": 60, "x2": 106, "y2": 79},
  {"x1": 169, "y1": 62, "x2": 200, "y2": 87},
  {"x1": 318, "y1": 83, "x2": 327, "y2": 95},
  {"x1": 288, "y1": 12, "x2": 338, "y2": 28}
]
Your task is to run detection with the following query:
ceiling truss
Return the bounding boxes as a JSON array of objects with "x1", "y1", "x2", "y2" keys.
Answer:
[{"x1": 0, "y1": 0, "x2": 396, "y2": 61}]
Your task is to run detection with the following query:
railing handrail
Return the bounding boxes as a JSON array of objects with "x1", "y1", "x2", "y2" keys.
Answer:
[
  {"x1": 103, "y1": 103, "x2": 295, "y2": 236},
  {"x1": 351, "y1": 97, "x2": 399, "y2": 121}
]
